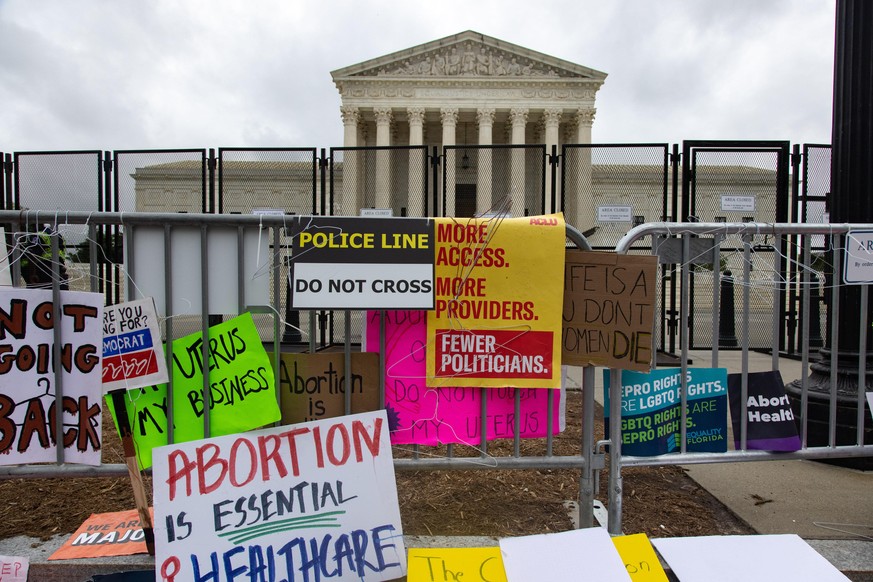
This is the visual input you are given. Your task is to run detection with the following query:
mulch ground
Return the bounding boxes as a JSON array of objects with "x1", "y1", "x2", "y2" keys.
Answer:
[{"x1": 0, "y1": 393, "x2": 754, "y2": 541}]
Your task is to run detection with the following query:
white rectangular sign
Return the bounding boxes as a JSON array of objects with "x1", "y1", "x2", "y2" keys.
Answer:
[
  {"x1": 653, "y1": 534, "x2": 850, "y2": 581},
  {"x1": 287, "y1": 217, "x2": 434, "y2": 310},
  {"x1": 499, "y1": 528, "x2": 631, "y2": 581},
  {"x1": 292, "y1": 262, "x2": 433, "y2": 309},
  {"x1": 152, "y1": 410, "x2": 406, "y2": 581},
  {"x1": 720, "y1": 195, "x2": 756, "y2": 212},
  {"x1": 843, "y1": 230, "x2": 873, "y2": 284},
  {"x1": 359, "y1": 208, "x2": 394, "y2": 217},
  {"x1": 128, "y1": 226, "x2": 270, "y2": 316},
  {"x1": 596, "y1": 206, "x2": 633, "y2": 223}
]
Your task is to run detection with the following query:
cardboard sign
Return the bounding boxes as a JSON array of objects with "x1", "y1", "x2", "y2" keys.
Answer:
[
  {"x1": 105, "y1": 312, "x2": 280, "y2": 469},
  {"x1": 604, "y1": 368, "x2": 728, "y2": 456},
  {"x1": 563, "y1": 250, "x2": 658, "y2": 372},
  {"x1": 0, "y1": 555, "x2": 28, "y2": 581},
  {"x1": 102, "y1": 298, "x2": 169, "y2": 392},
  {"x1": 407, "y1": 547, "x2": 506, "y2": 581},
  {"x1": 0, "y1": 288, "x2": 103, "y2": 466},
  {"x1": 286, "y1": 216, "x2": 435, "y2": 309},
  {"x1": 612, "y1": 534, "x2": 669, "y2": 581},
  {"x1": 366, "y1": 310, "x2": 564, "y2": 445},
  {"x1": 278, "y1": 352, "x2": 380, "y2": 424},
  {"x1": 152, "y1": 410, "x2": 406, "y2": 582},
  {"x1": 728, "y1": 370, "x2": 801, "y2": 451},
  {"x1": 428, "y1": 215, "x2": 565, "y2": 389},
  {"x1": 50, "y1": 508, "x2": 154, "y2": 560}
]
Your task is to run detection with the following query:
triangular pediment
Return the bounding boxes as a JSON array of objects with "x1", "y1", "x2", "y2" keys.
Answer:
[{"x1": 331, "y1": 30, "x2": 607, "y2": 81}]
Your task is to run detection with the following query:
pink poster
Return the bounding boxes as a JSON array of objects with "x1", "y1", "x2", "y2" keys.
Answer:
[{"x1": 365, "y1": 311, "x2": 565, "y2": 445}]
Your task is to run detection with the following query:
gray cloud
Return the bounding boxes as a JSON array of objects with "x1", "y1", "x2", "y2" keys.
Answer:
[{"x1": 0, "y1": 0, "x2": 836, "y2": 152}]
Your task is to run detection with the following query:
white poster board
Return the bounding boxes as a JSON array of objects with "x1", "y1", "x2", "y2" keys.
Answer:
[
  {"x1": 152, "y1": 410, "x2": 406, "y2": 581},
  {"x1": 499, "y1": 527, "x2": 631, "y2": 581},
  {"x1": 0, "y1": 288, "x2": 103, "y2": 465},
  {"x1": 101, "y1": 297, "x2": 169, "y2": 392},
  {"x1": 128, "y1": 225, "x2": 270, "y2": 316},
  {"x1": 653, "y1": 534, "x2": 850, "y2": 582}
]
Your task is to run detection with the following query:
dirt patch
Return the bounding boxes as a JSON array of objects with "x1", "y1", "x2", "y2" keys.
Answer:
[{"x1": 0, "y1": 394, "x2": 754, "y2": 541}]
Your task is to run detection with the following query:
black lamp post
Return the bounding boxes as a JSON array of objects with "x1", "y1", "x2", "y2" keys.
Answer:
[{"x1": 786, "y1": 0, "x2": 873, "y2": 459}]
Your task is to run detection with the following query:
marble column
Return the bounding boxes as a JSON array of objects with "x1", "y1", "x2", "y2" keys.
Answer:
[
  {"x1": 407, "y1": 107, "x2": 426, "y2": 217},
  {"x1": 441, "y1": 108, "x2": 458, "y2": 217},
  {"x1": 476, "y1": 107, "x2": 495, "y2": 216},
  {"x1": 572, "y1": 108, "x2": 596, "y2": 232},
  {"x1": 340, "y1": 106, "x2": 360, "y2": 214},
  {"x1": 374, "y1": 107, "x2": 393, "y2": 210},
  {"x1": 509, "y1": 107, "x2": 528, "y2": 217},
  {"x1": 542, "y1": 108, "x2": 562, "y2": 215}
]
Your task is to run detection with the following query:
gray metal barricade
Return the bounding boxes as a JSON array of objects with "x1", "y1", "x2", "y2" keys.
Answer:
[
  {"x1": 0, "y1": 209, "x2": 603, "y2": 530},
  {"x1": 607, "y1": 222, "x2": 873, "y2": 534}
]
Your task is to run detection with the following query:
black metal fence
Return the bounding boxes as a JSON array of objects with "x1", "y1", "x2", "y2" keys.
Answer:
[{"x1": 0, "y1": 141, "x2": 831, "y2": 355}]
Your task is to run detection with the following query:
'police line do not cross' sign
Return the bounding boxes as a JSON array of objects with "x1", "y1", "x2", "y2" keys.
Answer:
[{"x1": 286, "y1": 217, "x2": 435, "y2": 310}]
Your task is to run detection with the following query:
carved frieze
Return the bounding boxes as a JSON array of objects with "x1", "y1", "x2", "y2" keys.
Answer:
[{"x1": 361, "y1": 41, "x2": 577, "y2": 78}]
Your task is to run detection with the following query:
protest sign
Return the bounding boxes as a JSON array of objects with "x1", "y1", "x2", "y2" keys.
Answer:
[
  {"x1": 0, "y1": 555, "x2": 28, "y2": 582},
  {"x1": 366, "y1": 310, "x2": 564, "y2": 445},
  {"x1": 105, "y1": 312, "x2": 280, "y2": 469},
  {"x1": 604, "y1": 367, "x2": 728, "y2": 456},
  {"x1": 278, "y1": 352, "x2": 380, "y2": 424},
  {"x1": 563, "y1": 250, "x2": 658, "y2": 372},
  {"x1": 102, "y1": 298, "x2": 168, "y2": 392},
  {"x1": 427, "y1": 215, "x2": 565, "y2": 389},
  {"x1": 0, "y1": 288, "x2": 103, "y2": 465},
  {"x1": 50, "y1": 508, "x2": 155, "y2": 560},
  {"x1": 286, "y1": 216, "x2": 435, "y2": 310},
  {"x1": 611, "y1": 534, "x2": 669, "y2": 581},
  {"x1": 152, "y1": 410, "x2": 406, "y2": 582},
  {"x1": 728, "y1": 370, "x2": 801, "y2": 451},
  {"x1": 407, "y1": 547, "x2": 506, "y2": 582}
]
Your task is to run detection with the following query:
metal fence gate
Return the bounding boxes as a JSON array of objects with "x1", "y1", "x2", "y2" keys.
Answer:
[
  {"x1": 682, "y1": 140, "x2": 791, "y2": 351},
  {"x1": 441, "y1": 144, "x2": 547, "y2": 218}
]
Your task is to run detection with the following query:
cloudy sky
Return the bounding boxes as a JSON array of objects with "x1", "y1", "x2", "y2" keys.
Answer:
[{"x1": 0, "y1": 0, "x2": 837, "y2": 152}]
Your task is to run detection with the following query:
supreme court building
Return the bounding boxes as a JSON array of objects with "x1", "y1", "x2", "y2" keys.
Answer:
[{"x1": 330, "y1": 30, "x2": 605, "y2": 223}]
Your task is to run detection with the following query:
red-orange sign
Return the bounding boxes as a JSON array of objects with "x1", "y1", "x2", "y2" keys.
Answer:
[{"x1": 49, "y1": 508, "x2": 154, "y2": 560}]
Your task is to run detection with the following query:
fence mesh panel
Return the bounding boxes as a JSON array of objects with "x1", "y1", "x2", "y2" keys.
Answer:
[
  {"x1": 685, "y1": 147, "x2": 787, "y2": 350},
  {"x1": 561, "y1": 145, "x2": 668, "y2": 250}
]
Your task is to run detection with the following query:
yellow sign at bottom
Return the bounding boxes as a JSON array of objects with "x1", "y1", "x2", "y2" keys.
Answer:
[
  {"x1": 612, "y1": 533, "x2": 669, "y2": 581},
  {"x1": 407, "y1": 547, "x2": 506, "y2": 582}
]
